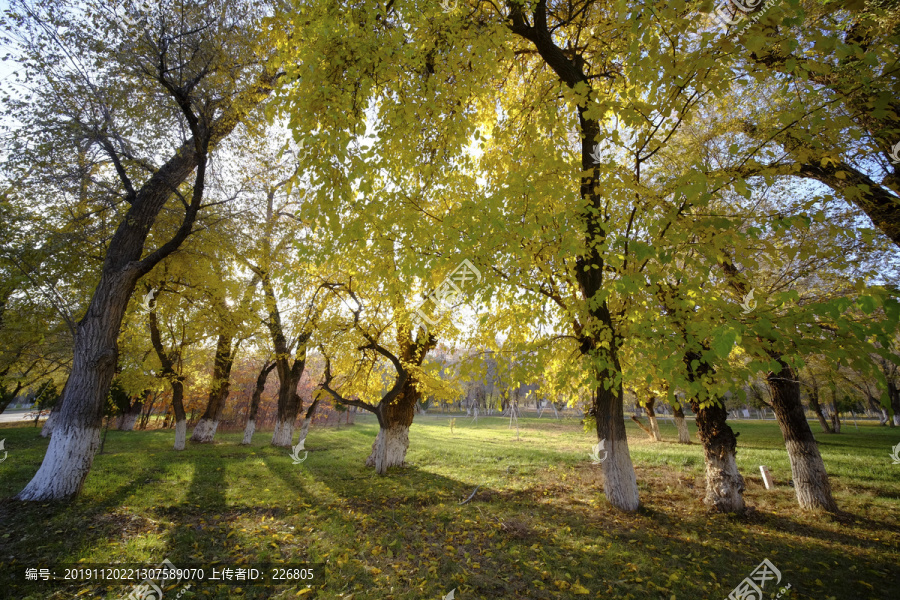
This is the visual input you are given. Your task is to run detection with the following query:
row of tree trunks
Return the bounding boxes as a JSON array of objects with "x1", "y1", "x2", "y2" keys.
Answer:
[
  {"x1": 766, "y1": 355, "x2": 838, "y2": 512},
  {"x1": 242, "y1": 362, "x2": 276, "y2": 445}
]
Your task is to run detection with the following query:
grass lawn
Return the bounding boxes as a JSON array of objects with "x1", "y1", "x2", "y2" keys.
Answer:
[{"x1": 1, "y1": 414, "x2": 898, "y2": 599}]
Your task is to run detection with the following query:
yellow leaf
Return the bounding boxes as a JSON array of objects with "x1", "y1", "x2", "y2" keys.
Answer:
[{"x1": 572, "y1": 583, "x2": 590, "y2": 594}]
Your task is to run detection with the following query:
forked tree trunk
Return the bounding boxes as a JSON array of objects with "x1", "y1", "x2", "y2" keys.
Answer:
[
  {"x1": 117, "y1": 398, "x2": 143, "y2": 431},
  {"x1": 138, "y1": 396, "x2": 154, "y2": 430},
  {"x1": 272, "y1": 391, "x2": 302, "y2": 447},
  {"x1": 11, "y1": 63, "x2": 277, "y2": 501},
  {"x1": 767, "y1": 357, "x2": 837, "y2": 512},
  {"x1": 192, "y1": 334, "x2": 237, "y2": 443},
  {"x1": 673, "y1": 404, "x2": 691, "y2": 444},
  {"x1": 690, "y1": 398, "x2": 745, "y2": 513},
  {"x1": 242, "y1": 361, "x2": 274, "y2": 445},
  {"x1": 366, "y1": 381, "x2": 418, "y2": 474}
]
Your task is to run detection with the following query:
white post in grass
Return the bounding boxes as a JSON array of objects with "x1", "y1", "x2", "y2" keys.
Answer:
[{"x1": 759, "y1": 465, "x2": 774, "y2": 490}]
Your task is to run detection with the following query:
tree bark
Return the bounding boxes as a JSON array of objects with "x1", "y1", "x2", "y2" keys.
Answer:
[
  {"x1": 889, "y1": 381, "x2": 900, "y2": 426},
  {"x1": 366, "y1": 380, "x2": 418, "y2": 474},
  {"x1": 242, "y1": 361, "x2": 275, "y2": 445},
  {"x1": 296, "y1": 396, "x2": 320, "y2": 447},
  {"x1": 117, "y1": 396, "x2": 144, "y2": 431},
  {"x1": 673, "y1": 403, "x2": 691, "y2": 444},
  {"x1": 766, "y1": 356, "x2": 837, "y2": 512},
  {"x1": 191, "y1": 333, "x2": 237, "y2": 443},
  {"x1": 646, "y1": 397, "x2": 661, "y2": 441},
  {"x1": 684, "y1": 350, "x2": 745, "y2": 513},
  {"x1": 690, "y1": 397, "x2": 745, "y2": 513},
  {"x1": 591, "y1": 353, "x2": 639, "y2": 512},
  {"x1": 40, "y1": 405, "x2": 58, "y2": 438}
]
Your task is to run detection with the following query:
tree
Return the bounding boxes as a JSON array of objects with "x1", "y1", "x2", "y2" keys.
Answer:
[
  {"x1": 6, "y1": 0, "x2": 278, "y2": 500},
  {"x1": 728, "y1": 1, "x2": 900, "y2": 247},
  {"x1": 320, "y1": 283, "x2": 437, "y2": 474},
  {"x1": 241, "y1": 360, "x2": 276, "y2": 445}
]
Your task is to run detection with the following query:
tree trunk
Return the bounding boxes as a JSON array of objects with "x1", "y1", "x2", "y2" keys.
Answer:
[
  {"x1": 646, "y1": 397, "x2": 661, "y2": 441},
  {"x1": 592, "y1": 355, "x2": 640, "y2": 512},
  {"x1": 272, "y1": 389, "x2": 302, "y2": 447},
  {"x1": 15, "y1": 281, "x2": 135, "y2": 500},
  {"x1": 38, "y1": 380, "x2": 66, "y2": 438},
  {"x1": 242, "y1": 361, "x2": 274, "y2": 445},
  {"x1": 630, "y1": 415, "x2": 655, "y2": 440},
  {"x1": 191, "y1": 334, "x2": 237, "y2": 443},
  {"x1": 690, "y1": 398, "x2": 745, "y2": 513},
  {"x1": 40, "y1": 407, "x2": 58, "y2": 438},
  {"x1": 831, "y1": 410, "x2": 842, "y2": 434},
  {"x1": 808, "y1": 383, "x2": 833, "y2": 434},
  {"x1": 683, "y1": 349, "x2": 745, "y2": 513},
  {"x1": 171, "y1": 379, "x2": 187, "y2": 451},
  {"x1": 889, "y1": 381, "x2": 900, "y2": 426},
  {"x1": 296, "y1": 396, "x2": 321, "y2": 447},
  {"x1": 767, "y1": 356, "x2": 837, "y2": 512},
  {"x1": 117, "y1": 398, "x2": 143, "y2": 431},
  {"x1": 673, "y1": 403, "x2": 691, "y2": 444},
  {"x1": 366, "y1": 381, "x2": 417, "y2": 474}
]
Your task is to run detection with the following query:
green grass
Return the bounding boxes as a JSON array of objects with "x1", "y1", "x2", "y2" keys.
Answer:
[{"x1": 1, "y1": 415, "x2": 898, "y2": 599}]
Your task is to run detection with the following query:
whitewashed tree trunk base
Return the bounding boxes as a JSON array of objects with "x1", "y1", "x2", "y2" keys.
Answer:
[
  {"x1": 173, "y1": 419, "x2": 186, "y2": 451},
  {"x1": 190, "y1": 418, "x2": 218, "y2": 443},
  {"x1": 16, "y1": 426, "x2": 100, "y2": 500},
  {"x1": 365, "y1": 426, "x2": 410, "y2": 475},
  {"x1": 271, "y1": 419, "x2": 294, "y2": 447},
  {"x1": 241, "y1": 420, "x2": 255, "y2": 445},
  {"x1": 785, "y1": 439, "x2": 837, "y2": 511},
  {"x1": 894, "y1": 414, "x2": 900, "y2": 426},
  {"x1": 675, "y1": 417, "x2": 691, "y2": 444},
  {"x1": 40, "y1": 412, "x2": 56, "y2": 438},
  {"x1": 297, "y1": 418, "x2": 312, "y2": 446},
  {"x1": 601, "y1": 438, "x2": 640, "y2": 512},
  {"x1": 703, "y1": 450, "x2": 745, "y2": 513},
  {"x1": 119, "y1": 412, "x2": 139, "y2": 431}
]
